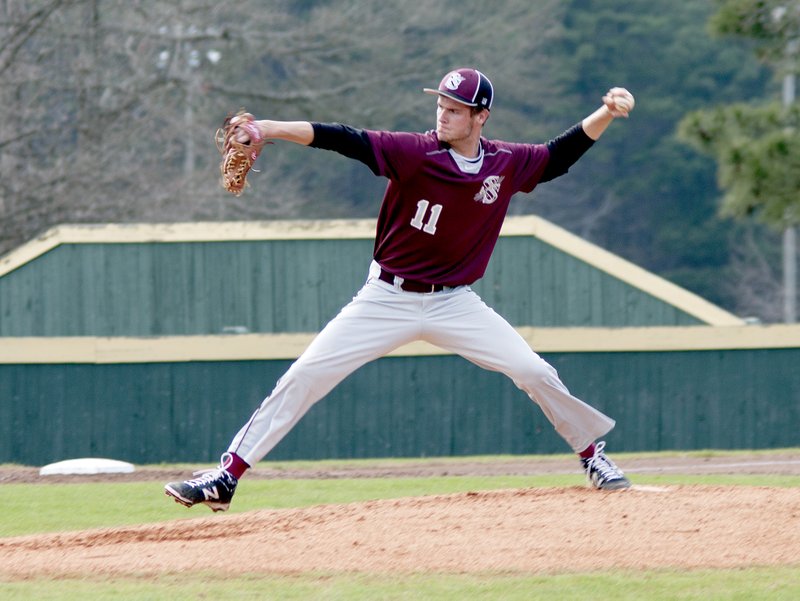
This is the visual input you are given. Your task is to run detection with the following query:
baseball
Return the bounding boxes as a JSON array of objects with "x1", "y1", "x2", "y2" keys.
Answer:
[{"x1": 612, "y1": 93, "x2": 634, "y2": 113}]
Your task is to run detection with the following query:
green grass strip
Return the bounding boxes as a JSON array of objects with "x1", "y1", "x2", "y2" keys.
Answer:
[
  {"x1": 1, "y1": 566, "x2": 799, "y2": 600},
  {"x1": 2, "y1": 472, "x2": 799, "y2": 537},
  {"x1": 0, "y1": 475, "x2": 571, "y2": 537}
]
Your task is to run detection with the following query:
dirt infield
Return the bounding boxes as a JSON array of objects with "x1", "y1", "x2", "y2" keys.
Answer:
[{"x1": 1, "y1": 452, "x2": 799, "y2": 578}]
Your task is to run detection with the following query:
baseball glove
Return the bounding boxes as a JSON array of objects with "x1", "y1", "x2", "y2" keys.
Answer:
[{"x1": 215, "y1": 110, "x2": 268, "y2": 196}]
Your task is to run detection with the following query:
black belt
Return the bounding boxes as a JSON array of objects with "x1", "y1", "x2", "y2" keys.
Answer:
[{"x1": 379, "y1": 268, "x2": 445, "y2": 293}]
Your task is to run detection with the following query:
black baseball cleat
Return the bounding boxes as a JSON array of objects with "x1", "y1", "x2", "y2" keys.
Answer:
[
  {"x1": 165, "y1": 454, "x2": 239, "y2": 512},
  {"x1": 581, "y1": 441, "x2": 631, "y2": 491}
]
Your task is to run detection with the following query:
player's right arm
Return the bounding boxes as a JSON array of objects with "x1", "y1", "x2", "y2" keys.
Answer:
[
  {"x1": 246, "y1": 120, "x2": 315, "y2": 145},
  {"x1": 241, "y1": 120, "x2": 380, "y2": 174},
  {"x1": 308, "y1": 123, "x2": 380, "y2": 174}
]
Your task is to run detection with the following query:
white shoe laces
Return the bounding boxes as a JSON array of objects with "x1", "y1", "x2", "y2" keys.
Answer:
[
  {"x1": 187, "y1": 453, "x2": 234, "y2": 487},
  {"x1": 186, "y1": 468, "x2": 224, "y2": 487},
  {"x1": 585, "y1": 441, "x2": 625, "y2": 481}
]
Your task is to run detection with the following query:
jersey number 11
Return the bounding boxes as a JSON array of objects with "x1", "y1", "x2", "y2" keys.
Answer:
[{"x1": 410, "y1": 200, "x2": 442, "y2": 235}]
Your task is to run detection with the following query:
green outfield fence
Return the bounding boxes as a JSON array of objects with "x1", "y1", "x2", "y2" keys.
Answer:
[
  {"x1": 1, "y1": 333, "x2": 798, "y2": 465},
  {"x1": 3, "y1": 218, "x2": 793, "y2": 465}
]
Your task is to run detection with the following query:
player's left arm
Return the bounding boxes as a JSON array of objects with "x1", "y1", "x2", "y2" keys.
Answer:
[
  {"x1": 540, "y1": 87, "x2": 634, "y2": 182},
  {"x1": 582, "y1": 87, "x2": 635, "y2": 140},
  {"x1": 540, "y1": 123, "x2": 594, "y2": 182}
]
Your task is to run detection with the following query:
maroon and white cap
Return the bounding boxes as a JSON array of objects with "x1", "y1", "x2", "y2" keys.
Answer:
[{"x1": 423, "y1": 68, "x2": 494, "y2": 110}]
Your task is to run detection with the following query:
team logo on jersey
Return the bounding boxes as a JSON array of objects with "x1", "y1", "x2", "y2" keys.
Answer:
[
  {"x1": 444, "y1": 71, "x2": 466, "y2": 91},
  {"x1": 474, "y1": 175, "x2": 505, "y2": 205}
]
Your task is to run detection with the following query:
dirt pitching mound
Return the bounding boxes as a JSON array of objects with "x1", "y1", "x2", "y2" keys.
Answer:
[{"x1": 1, "y1": 484, "x2": 799, "y2": 578}]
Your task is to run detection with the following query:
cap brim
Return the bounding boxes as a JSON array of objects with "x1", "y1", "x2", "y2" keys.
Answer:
[{"x1": 422, "y1": 87, "x2": 478, "y2": 107}]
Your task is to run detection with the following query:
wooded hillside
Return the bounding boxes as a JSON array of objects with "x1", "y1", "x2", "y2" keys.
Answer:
[{"x1": 0, "y1": 1, "x2": 783, "y2": 320}]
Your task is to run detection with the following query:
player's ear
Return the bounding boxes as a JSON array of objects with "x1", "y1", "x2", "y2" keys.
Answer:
[{"x1": 476, "y1": 108, "x2": 490, "y2": 126}]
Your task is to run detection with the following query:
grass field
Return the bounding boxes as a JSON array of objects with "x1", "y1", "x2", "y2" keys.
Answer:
[
  {"x1": 1, "y1": 451, "x2": 799, "y2": 600},
  {"x1": 2, "y1": 567, "x2": 800, "y2": 601}
]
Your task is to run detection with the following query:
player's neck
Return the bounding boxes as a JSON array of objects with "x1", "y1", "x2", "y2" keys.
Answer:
[{"x1": 448, "y1": 137, "x2": 481, "y2": 158}]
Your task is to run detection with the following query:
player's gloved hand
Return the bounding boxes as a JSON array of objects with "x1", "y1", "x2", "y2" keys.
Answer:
[{"x1": 215, "y1": 110, "x2": 270, "y2": 196}]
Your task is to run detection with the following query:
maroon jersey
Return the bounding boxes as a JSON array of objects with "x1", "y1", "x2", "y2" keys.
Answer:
[{"x1": 366, "y1": 130, "x2": 549, "y2": 286}]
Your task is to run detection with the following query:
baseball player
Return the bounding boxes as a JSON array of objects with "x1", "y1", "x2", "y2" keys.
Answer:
[{"x1": 166, "y1": 68, "x2": 635, "y2": 512}]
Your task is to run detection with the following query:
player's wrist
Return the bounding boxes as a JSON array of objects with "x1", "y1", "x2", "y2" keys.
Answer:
[
  {"x1": 600, "y1": 104, "x2": 616, "y2": 119},
  {"x1": 253, "y1": 120, "x2": 270, "y2": 140}
]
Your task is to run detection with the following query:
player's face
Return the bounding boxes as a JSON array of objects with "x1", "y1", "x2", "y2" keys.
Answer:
[{"x1": 436, "y1": 97, "x2": 485, "y2": 152}]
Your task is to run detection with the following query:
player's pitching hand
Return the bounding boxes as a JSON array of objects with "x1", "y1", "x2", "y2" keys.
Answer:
[{"x1": 603, "y1": 88, "x2": 635, "y2": 118}]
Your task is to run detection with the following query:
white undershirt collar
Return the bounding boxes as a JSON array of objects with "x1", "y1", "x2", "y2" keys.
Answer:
[{"x1": 449, "y1": 142, "x2": 484, "y2": 174}]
